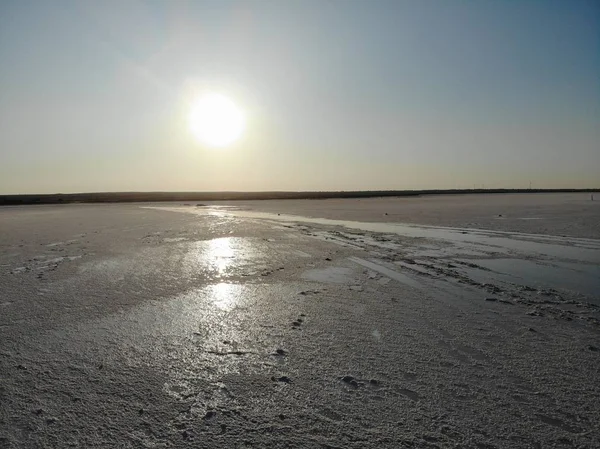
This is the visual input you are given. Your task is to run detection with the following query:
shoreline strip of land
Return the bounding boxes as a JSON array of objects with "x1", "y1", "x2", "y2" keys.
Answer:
[{"x1": 1, "y1": 188, "x2": 598, "y2": 206}]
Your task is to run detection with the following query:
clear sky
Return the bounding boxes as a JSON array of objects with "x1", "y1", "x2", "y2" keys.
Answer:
[{"x1": 0, "y1": 0, "x2": 598, "y2": 193}]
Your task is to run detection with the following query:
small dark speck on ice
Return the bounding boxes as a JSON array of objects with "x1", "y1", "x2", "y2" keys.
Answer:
[
  {"x1": 485, "y1": 297, "x2": 498, "y2": 302},
  {"x1": 272, "y1": 376, "x2": 292, "y2": 383},
  {"x1": 203, "y1": 411, "x2": 216, "y2": 420}
]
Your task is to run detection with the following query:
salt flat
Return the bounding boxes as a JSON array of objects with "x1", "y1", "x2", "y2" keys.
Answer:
[
  {"x1": 1, "y1": 195, "x2": 599, "y2": 448},
  {"x1": 203, "y1": 192, "x2": 600, "y2": 239}
]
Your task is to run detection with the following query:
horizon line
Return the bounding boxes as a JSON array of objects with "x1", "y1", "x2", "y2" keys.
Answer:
[{"x1": 1, "y1": 188, "x2": 599, "y2": 206}]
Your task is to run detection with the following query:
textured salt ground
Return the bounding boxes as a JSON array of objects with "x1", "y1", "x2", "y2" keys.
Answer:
[{"x1": 1, "y1": 204, "x2": 599, "y2": 448}]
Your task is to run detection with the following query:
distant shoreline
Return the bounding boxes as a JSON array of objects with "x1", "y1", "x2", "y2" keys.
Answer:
[{"x1": 1, "y1": 189, "x2": 598, "y2": 206}]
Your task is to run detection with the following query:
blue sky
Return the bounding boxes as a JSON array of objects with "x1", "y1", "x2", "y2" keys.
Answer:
[{"x1": 0, "y1": 0, "x2": 598, "y2": 193}]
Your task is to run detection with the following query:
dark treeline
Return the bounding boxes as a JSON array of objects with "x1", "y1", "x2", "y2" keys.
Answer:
[{"x1": 1, "y1": 189, "x2": 598, "y2": 206}]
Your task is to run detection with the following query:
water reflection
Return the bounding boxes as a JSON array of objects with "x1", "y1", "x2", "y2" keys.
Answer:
[
  {"x1": 210, "y1": 282, "x2": 239, "y2": 311},
  {"x1": 184, "y1": 236, "x2": 270, "y2": 282},
  {"x1": 207, "y1": 237, "x2": 235, "y2": 277}
]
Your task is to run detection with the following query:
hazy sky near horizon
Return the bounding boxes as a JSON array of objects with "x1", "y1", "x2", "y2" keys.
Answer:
[{"x1": 1, "y1": 0, "x2": 598, "y2": 194}]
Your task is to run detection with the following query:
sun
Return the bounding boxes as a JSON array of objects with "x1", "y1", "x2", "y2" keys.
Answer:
[{"x1": 189, "y1": 93, "x2": 245, "y2": 147}]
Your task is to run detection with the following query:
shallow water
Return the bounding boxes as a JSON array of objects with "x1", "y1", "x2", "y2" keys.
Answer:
[
  {"x1": 209, "y1": 209, "x2": 600, "y2": 263},
  {"x1": 148, "y1": 206, "x2": 600, "y2": 302},
  {"x1": 460, "y1": 258, "x2": 600, "y2": 298}
]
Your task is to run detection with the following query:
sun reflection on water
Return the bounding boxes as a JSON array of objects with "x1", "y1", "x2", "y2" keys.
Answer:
[
  {"x1": 205, "y1": 238, "x2": 240, "y2": 310},
  {"x1": 210, "y1": 283, "x2": 239, "y2": 311},
  {"x1": 208, "y1": 237, "x2": 235, "y2": 276}
]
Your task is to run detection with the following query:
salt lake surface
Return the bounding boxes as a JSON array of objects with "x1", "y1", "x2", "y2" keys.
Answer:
[{"x1": 1, "y1": 194, "x2": 599, "y2": 448}]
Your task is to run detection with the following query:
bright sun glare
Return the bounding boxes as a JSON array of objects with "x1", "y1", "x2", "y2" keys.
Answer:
[{"x1": 189, "y1": 93, "x2": 245, "y2": 147}]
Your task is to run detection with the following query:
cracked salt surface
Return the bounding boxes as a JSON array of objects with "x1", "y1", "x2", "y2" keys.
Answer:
[{"x1": 349, "y1": 257, "x2": 422, "y2": 290}]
